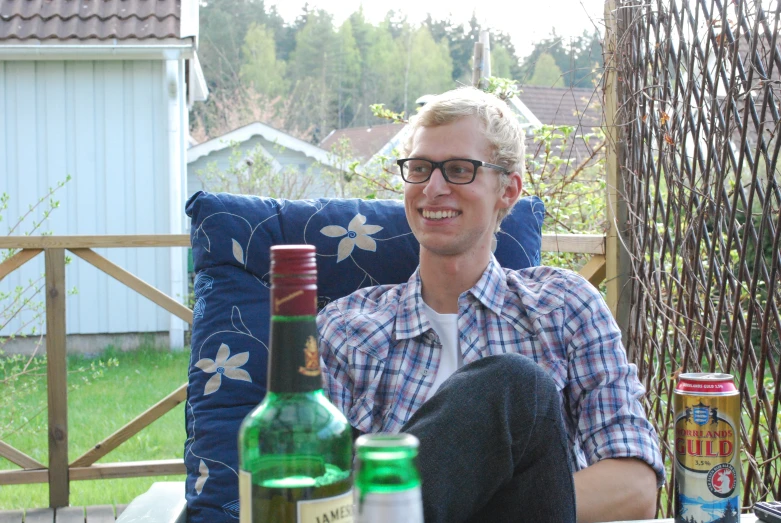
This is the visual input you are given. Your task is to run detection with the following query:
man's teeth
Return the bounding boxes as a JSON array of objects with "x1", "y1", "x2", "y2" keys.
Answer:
[{"x1": 422, "y1": 210, "x2": 460, "y2": 220}]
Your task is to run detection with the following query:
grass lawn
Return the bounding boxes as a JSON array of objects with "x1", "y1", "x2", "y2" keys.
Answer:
[{"x1": 0, "y1": 345, "x2": 190, "y2": 510}]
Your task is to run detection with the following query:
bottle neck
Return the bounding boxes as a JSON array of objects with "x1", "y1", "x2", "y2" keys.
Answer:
[
  {"x1": 267, "y1": 315, "x2": 323, "y2": 394},
  {"x1": 356, "y1": 456, "x2": 421, "y2": 494}
]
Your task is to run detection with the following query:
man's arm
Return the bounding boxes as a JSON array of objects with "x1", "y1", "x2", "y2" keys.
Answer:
[
  {"x1": 557, "y1": 273, "x2": 665, "y2": 521},
  {"x1": 573, "y1": 458, "x2": 658, "y2": 522}
]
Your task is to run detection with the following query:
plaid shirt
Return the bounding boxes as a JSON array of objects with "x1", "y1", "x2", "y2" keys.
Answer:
[{"x1": 318, "y1": 256, "x2": 665, "y2": 484}]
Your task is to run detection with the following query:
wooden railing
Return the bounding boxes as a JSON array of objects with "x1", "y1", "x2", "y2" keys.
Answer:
[
  {"x1": 0, "y1": 235, "x2": 191, "y2": 508},
  {"x1": 0, "y1": 233, "x2": 606, "y2": 508}
]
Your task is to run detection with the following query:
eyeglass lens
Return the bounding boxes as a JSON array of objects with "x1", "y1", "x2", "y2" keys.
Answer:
[{"x1": 403, "y1": 159, "x2": 475, "y2": 183}]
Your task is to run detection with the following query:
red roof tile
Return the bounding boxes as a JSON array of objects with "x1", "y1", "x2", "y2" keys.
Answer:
[
  {"x1": 0, "y1": 0, "x2": 180, "y2": 41},
  {"x1": 519, "y1": 85, "x2": 604, "y2": 164},
  {"x1": 519, "y1": 85, "x2": 602, "y2": 130},
  {"x1": 320, "y1": 123, "x2": 406, "y2": 161}
]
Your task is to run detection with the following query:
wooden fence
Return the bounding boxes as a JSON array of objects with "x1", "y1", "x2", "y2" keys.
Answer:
[{"x1": 0, "y1": 233, "x2": 606, "y2": 508}]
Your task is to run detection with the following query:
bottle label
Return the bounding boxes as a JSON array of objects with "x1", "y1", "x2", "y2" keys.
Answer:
[
  {"x1": 355, "y1": 487, "x2": 423, "y2": 523},
  {"x1": 239, "y1": 469, "x2": 252, "y2": 523},
  {"x1": 298, "y1": 489, "x2": 354, "y2": 523},
  {"x1": 268, "y1": 319, "x2": 322, "y2": 393}
]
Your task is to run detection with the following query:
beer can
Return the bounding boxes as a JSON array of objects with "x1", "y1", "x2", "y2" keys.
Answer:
[{"x1": 674, "y1": 373, "x2": 741, "y2": 523}]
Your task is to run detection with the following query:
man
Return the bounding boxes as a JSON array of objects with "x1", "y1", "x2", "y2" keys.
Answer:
[{"x1": 318, "y1": 87, "x2": 664, "y2": 522}]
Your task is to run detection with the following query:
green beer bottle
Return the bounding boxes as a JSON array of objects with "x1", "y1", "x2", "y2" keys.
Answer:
[
  {"x1": 238, "y1": 245, "x2": 353, "y2": 523},
  {"x1": 354, "y1": 433, "x2": 424, "y2": 522}
]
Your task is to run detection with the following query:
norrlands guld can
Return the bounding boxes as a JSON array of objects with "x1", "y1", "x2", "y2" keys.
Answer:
[{"x1": 674, "y1": 373, "x2": 741, "y2": 523}]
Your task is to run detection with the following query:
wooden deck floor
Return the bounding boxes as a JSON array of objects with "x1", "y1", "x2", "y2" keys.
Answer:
[{"x1": 0, "y1": 505, "x2": 127, "y2": 523}]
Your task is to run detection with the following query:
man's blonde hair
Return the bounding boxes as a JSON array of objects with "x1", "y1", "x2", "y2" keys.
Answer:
[{"x1": 404, "y1": 87, "x2": 525, "y2": 224}]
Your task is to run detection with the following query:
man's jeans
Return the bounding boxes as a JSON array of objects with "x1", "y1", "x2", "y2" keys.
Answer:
[{"x1": 402, "y1": 353, "x2": 576, "y2": 523}]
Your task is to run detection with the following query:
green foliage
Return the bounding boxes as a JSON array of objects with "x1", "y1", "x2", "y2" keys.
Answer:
[
  {"x1": 369, "y1": 104, "x2": 406, "y2": 124},
  {"x1": 197, "y1": 0, "x2": 287, "y2": 91},
  {"x1": 240, "y1": 23, "x2": 287, "y2": 98},
  {"x1": 401, "y1": 26, "x2": 454, "y2": 114},
  {"x1": 482, "y1": 76, "x2": 521, "y2": 102},
  {"x1": 190, "y1": 3, "x2": 548, "y2": 140},
  {"x1": 1, "y1": 176, "x2": 72, "y2": 340},
  {"x1": 519, "y1": 30, "x2": 603, "y2": 87},
  {"x1": 323, "y1": 136, "x2": 403, "y2": 200},
  {"x1": 527, "y1": 53, "x2": 565, "y2": 87},
  {"x1": 490, "y1": 44, "x2": 516, "y2": 80},
  {"x1": 526, "y1": 124, "x2": 606, "y2": 271}
]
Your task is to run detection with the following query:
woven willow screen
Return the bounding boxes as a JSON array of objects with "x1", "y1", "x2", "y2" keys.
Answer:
[{"x1": 609, "y1": 0, "x2": 781, "y2": 515}]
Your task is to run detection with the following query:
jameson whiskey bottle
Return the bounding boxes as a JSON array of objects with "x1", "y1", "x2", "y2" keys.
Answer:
[
  {"x1": 354, "y1": 433, "x2": 424, "y2": 523},
  {"x1": 238, "y1": 245, "x2": 353, "y2": 523}
]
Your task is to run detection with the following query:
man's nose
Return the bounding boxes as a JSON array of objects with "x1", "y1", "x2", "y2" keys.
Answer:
[{"x1": 422, "y1": 167, "x2": 450, "y2": 197}]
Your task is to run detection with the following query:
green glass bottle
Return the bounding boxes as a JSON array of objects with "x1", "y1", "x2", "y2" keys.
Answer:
[
  {"x1": 354, "y1": 433, "x2": 424, "y2": 522},
  {"x1": 238, "y1": 245, "x2": 353, "y2": 523}
]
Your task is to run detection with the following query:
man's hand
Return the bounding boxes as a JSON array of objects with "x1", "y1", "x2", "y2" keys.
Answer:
[{"x1": 573, "y1": 458, "x2": 658, "y2": 522}]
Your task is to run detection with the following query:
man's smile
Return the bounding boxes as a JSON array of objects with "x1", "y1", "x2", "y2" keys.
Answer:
[{"x1": 420, "y1": 209, "x2": 462, "y2": 220}]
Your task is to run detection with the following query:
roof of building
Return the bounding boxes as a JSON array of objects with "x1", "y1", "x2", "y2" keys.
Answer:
[
  {"x1": 518, "y1": 85, "x2": 603, "y2": 164},
  {"x1": 319, "y1": 123, "x2": 406, "y2": 162},
  {"x1": 0, "y1": 0, "x2": 180, "y2": 40},
  {"x1": 519, "y1": 85, "x2": 602, "y2": 130},
  {"x1": 188, "y1": 121, "x2": 342, "y2": 170}
]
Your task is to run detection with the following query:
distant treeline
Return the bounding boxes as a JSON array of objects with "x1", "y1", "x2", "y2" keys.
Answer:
[{"x1": 192, "y1": 0, "x2": 602, "y2": 142}]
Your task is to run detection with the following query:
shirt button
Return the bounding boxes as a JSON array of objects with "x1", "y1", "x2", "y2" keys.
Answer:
[{"x1": 422, "y1": 370, "x2": 428, "y2": 376}]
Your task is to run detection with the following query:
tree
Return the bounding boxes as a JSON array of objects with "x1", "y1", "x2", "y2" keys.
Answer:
[
  {"x1": 491, "y1": 44, "x2": 517, "y2": 80},
  {"x1": 347, "y1": 8, "x2": 373, "y2": 126},
  {"x1": 403, "y1": 25, "x2": 454, "y2": 113},
  {"x1": 198, "y1": 0, "x2": 274, "y2": 91},
  {"x1": 334, "y1": 20, "x2": 362, "y2": 129},
  {"x1": 285, "y1": 9, "x2": 339, "y2": 138},
  {"x1": 519, "y1": 30, "x2": 602, "y2": 87},
  {"x1": 362, "y1": 22, "x2": 406, "y2": 120},
  {"x1": 267, "y1": 4, "x2": 296, "y2": 61},
  {"x1": 239, "y1": 23, "x2": 287, "y2": 98},
  {"x1": 527, "y1": 52, "x2": 565, "y2": 87}
]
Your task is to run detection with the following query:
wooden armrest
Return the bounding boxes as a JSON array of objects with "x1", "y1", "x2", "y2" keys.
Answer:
[{"x1": 115, "y1": 482, "x2": 186, "y2": 523}]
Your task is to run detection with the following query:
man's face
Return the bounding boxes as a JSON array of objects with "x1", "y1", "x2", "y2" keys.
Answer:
[{"x1": 403, "y1": 116, "x2": 519, "y2": 259}]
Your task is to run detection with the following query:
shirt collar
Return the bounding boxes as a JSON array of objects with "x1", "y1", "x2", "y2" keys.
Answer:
[
  {"x1": 464, "y1": 254, "x2": 507, "y2": 316},
  {"x1": 394, "y1": 255, "x2": 508, "y2": 340},
  {"x1": 395, "y1": 267, "x2": 431, "y2": 340}
]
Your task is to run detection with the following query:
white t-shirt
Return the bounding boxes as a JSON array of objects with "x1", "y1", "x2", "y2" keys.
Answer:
[{"x1": 421, "y1": 302, "x2": 462, "y2": 401}]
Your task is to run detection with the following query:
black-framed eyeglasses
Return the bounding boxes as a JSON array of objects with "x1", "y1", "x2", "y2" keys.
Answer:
[{"x1": 394, "y1": 158, "x2": 510, "y2": 185}]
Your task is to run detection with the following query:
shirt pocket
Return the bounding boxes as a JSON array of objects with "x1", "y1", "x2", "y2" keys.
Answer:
[{"x1": 345, "y1": 317, "x2": 391, "y2": 361}]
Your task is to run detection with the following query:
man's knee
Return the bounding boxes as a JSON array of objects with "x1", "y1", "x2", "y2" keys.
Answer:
[{"x1": 443, "y1": 354, "x2": 557, "y2": 405}]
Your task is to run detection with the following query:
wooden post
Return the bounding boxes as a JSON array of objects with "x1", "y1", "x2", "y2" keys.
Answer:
[
  {"x1": 479, "y1": 30, "x2": 491, "y2": 79},
  {"x1": 471, "y1": 42, "x2": 484, "y2": 88},
  {"x1": 603, "y1": 0, "x2": 632, "y2": 356},
  {"x1": 45, "y1": 248, "x2": 68, "y2": 507}
]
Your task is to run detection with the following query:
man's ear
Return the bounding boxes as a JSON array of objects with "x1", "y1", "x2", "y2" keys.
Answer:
[{"x1": 498, "y1": 171, "x2": 523, "y2": 209}]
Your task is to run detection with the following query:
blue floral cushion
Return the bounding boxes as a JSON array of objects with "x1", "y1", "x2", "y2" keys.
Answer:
[{"x1": 183, "y1": 191, "x2": 545, "y2": 523}]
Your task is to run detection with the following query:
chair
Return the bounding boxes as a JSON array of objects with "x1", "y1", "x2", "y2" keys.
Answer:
[{"x1": 182, "y1": 191, "x2": 545, "y2": 523}]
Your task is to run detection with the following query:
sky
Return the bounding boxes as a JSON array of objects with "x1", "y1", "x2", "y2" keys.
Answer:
[{"x1": 265, "y1": 0, "x2": 607, "y2": 58}]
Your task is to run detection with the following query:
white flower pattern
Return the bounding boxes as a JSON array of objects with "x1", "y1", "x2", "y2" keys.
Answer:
[
  {"x1": 195, "y1": 343, "x2": 251, "y2": 395},
  {"x1": 195, "y1": 459, "x2": 209, "y2": 495},
  {"x1": 320, "y1": 213, "x2": 383, "y2": 262}
]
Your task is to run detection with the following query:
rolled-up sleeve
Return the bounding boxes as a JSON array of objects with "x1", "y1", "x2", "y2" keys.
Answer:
[{"x1": 561, "y1": 275, "x2": 666, "y2": 486}]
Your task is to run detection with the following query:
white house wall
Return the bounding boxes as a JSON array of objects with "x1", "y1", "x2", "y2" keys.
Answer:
[
  {"x1": 0, "y1": 59, "x2": 180, "y2": 339},
  {"x1": 187, "y1": 136, "x2": 335, "y2": 200}
]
